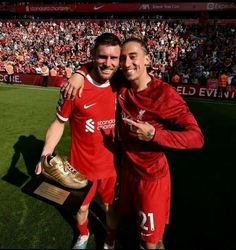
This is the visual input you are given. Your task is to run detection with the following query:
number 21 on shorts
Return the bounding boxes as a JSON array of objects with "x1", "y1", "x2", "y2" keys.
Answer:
[{"x1": 139, "y1": 211, "x2": 155, "y2": 231}]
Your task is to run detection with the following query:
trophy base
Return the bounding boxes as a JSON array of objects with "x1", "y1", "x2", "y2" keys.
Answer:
[{"x1": 22, "y1": 174, "x2": 91, "y2": 214}]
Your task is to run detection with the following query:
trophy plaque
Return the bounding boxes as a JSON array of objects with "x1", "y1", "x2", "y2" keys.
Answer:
[{"x1": 22, "y1": 174, "x2": 91, "y2": 214}]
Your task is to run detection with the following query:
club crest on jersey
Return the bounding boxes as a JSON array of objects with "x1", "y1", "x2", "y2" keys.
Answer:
[{"x1": 137, "y1": 109, "x2": 146, "y2": 120}]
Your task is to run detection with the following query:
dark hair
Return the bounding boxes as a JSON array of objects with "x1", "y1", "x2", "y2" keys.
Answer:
[
  {"x1": 94, "y1": 33, "x2": 121, "y2": 51},
  {"x1": 122, "y1": 37, "x2": 149, "y2": 55}
]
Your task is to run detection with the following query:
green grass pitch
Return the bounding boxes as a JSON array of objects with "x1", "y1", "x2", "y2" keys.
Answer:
[{"x1": 0, "y1": 83, "x2": 235, "y2": 249}]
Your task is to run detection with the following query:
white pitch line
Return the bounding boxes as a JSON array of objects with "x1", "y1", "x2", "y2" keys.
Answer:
[{"x1": 0, "y1": 84, "x2": 60, "y2": 92}]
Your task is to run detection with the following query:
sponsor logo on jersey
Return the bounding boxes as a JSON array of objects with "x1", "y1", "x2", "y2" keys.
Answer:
[
  {"x1": 85, "y1": 118, "x2": 95, "y2": 133},
  {"x1": 97, "y1": 119, "x2": 115, "y2": 130},
  {"x1": 85, "y1": 119, "x2": 115, "y2": 133}
]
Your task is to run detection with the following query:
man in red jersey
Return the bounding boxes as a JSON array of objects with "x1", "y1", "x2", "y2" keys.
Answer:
[
  {"x1": 62, "y1": 37, "x2": 204, "y2": 250},
  {"x1": 117, "y1": 37, "x2": 204, "y2": 249},
  {"x1": 35, "y1": 33, "x2": 121, "y2": 250}
]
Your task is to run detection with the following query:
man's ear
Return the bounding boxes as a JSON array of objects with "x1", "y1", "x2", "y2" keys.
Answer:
[{"x1": 145, "y1": 54, "x2": 151, "y2": 67}]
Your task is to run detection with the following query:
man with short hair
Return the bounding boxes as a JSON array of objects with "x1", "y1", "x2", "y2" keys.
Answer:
[
  {"x1": 35, "y1": 33, "x2": 121, "y2": 249},
  {"x1": 118, "y1": 37, "x2": 204, "y2": 249}
]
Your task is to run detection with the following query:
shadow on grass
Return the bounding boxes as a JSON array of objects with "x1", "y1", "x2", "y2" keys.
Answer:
[
  {"x1": 1, "y1": 134, "x2": 107, "y2": 249},
  {"x1": 2, "y1": 134, "x2": 44, "y2": 187}
]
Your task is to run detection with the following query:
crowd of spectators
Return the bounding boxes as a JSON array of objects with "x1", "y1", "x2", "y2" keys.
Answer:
[{"x1": 0, "y1": 17, "x2": 235, "y2": 86}]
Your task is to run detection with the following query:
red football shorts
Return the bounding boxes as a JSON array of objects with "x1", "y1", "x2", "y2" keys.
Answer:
[
  {"x1": 118, "y1": 166, "x2": 171, "y2": 243},
  {"x1": 82, "y1": 176, "x2": 117, "y2": 206}
]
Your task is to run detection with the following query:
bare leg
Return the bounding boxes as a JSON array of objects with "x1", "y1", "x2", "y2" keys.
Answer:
[
  {"x1": 103, "y1": 203, "x2": 118, "y2": 247},
  {"x1": 104, "y1": 203, "x2": 118, "y2": 230},
  {"x1": 76, "y1": 204, "x2": 89, "y2": 225},
  {"x1": 157, "y1": 239, "x2": 165, "y2": 249},
  {"x1": 140, "y1": 239, "x2": 165, "y2": 250}
]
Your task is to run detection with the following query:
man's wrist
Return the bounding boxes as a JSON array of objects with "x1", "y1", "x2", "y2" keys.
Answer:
[
  {"x1": 40, "y1": 155, "x2": 46, "y2": 163},
  {"x1": 74, "y1": 70, "x2": 86, "y2": 77}
]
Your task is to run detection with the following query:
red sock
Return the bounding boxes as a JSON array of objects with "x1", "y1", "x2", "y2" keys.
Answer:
[
  {"x1": 76, "y1": 219, "x2": 89, "y2": 236},
  {"x1": 105, "y1": 227, "x2": 117, "y2": 246}
]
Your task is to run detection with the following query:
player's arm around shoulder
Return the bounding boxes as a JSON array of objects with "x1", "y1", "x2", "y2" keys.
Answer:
[
  {"x1": 61, "y1": 62, "x2": 93, "y2": 99},
  {"x1": 61, "y1": 71, "x2": 86, "y2": 100}
]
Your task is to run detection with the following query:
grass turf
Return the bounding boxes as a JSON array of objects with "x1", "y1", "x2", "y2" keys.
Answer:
[{"x1": 0, "y1": 83, "x2": 235, "y2": 249}]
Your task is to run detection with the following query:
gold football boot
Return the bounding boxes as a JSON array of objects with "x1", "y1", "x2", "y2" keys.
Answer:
[{"x1": 42, "y1": 154, "x2": 88, "y2": 189}]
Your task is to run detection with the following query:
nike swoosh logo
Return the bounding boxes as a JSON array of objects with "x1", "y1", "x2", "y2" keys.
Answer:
[
  {"x1": 119, "y1": 94, "x2": 127, "y2": 102},
  {"x1": 84, "y1": 103, "x2": 96, "y2": 109},
  {"x1": 94, "y1": 5, "x2": 104, "y2": 10}
]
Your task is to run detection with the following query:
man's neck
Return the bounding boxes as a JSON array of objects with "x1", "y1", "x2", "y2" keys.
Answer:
[
  {"x1": 89, "y1": 71, "x2": 109, "y2": 85},
  {"x1": 131, "y1": 75, "x2": 152, "y2": 92}
]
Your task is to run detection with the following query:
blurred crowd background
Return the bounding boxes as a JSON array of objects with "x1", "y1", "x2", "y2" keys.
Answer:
[{"x1": 0, "y1": 1, "x2": 235, "y2": 87}]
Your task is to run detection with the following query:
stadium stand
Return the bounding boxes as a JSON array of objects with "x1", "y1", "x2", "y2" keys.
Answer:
[{"x1": 0, "y1": 1, "x2": 235, "y2": 99}]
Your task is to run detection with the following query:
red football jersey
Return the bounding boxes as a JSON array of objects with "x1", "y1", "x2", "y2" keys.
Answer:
[
  {"x1": 118, "y1": 76, "x2": 204, "y2": 180},
  {"x1": 56, "y1": 75, "x2": 117, "y2": 181}
]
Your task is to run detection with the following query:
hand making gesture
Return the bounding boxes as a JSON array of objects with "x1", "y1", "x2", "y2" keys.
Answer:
[{"x1": 123, "y1": 118, "x2": 155, "y2": 141}]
